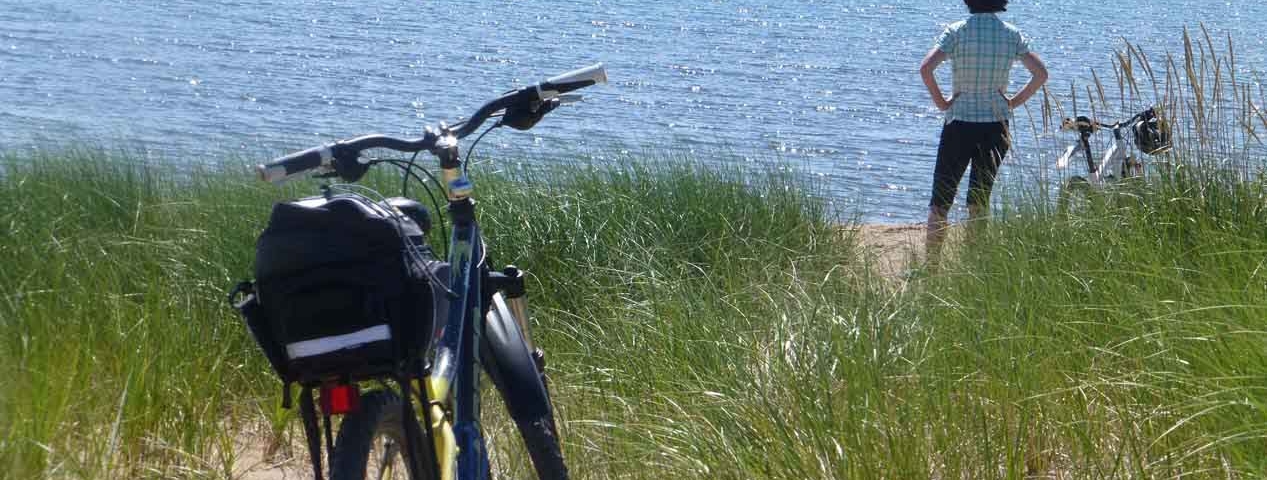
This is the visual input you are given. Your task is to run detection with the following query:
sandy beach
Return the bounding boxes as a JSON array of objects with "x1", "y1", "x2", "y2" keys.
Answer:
[{"x1": 850, "y1": 223, "x2": 926, "y2": 280}]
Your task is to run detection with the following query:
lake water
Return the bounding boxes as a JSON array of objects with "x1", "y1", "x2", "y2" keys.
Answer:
[{"x1": 2, "y1": 0, "x2": 1264, "y2": 222}]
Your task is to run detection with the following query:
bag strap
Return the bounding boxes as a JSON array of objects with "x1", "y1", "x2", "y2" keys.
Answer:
[
  {"x1": 398, "y1": 372, "x2": 433, "y2": 477},
  {"x1": 298, "y1": 387, "x2": 326, "y2": 480},
  {"x1": 282, "y1": 382, "x2": 293, "y2": 409}
]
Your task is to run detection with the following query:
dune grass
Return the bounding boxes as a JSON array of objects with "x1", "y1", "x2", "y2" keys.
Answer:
[
  {"x1": 1, "y1": 144, "x2": 1265, "y2": 479},
  {"x1": 0, "y1": 149, "x2": 287, "y2": 478}
]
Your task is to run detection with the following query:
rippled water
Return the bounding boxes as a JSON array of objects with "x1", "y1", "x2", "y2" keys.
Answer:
[{"x1": 2, "y1": 0, "x2": 1264, "y2": 221}]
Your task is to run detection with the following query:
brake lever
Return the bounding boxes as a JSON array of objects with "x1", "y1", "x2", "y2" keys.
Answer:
[
  {"x1": 502, "y1": 98, "x2": 565, "y2": 131},
  {"x1": 329, "y1": 145, "x2": 371, "y2": 182}
]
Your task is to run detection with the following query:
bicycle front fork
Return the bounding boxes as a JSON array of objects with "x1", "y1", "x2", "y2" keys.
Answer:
[{"x1": 488, "y1": 265, "x2": 547, "y2": 374}]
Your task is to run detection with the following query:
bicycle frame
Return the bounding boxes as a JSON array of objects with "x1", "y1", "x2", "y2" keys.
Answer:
[
  {"x1": 1057, "y1": 116, "x2": 1144, "y2": 185},
  {"x1": 426, "y1": 193, "x2": 489, "y2": 479},
  {"x1": 422, "y1": 127, "x2": 539, "y2": 480}
]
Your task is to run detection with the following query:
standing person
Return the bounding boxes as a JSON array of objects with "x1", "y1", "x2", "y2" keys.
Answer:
[{"x1": 918, "y1": 0, "x2": 1047, "y2": 266}]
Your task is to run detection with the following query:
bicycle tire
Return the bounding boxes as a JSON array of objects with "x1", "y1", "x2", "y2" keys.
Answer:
[
  {"x1": 331, "y1": 389, "x2": 433, "y2": 480},
  {"x1": 1056, "y1": 175, "x2": 1091, "y2": 216},
  {"x1": 514, "y1": 414, "x2": 568, "y2": 480}
]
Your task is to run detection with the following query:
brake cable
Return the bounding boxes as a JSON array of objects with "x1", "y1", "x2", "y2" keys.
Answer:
[
  {"x1": 463, "y1": 122, "x2": 501, "y2": 177},
  {"x1": 370, "y1": 158, "x2": 450, "y2": 258}
]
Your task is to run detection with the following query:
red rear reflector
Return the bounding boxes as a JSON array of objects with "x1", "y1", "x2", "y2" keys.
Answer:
[{"x1": 320, "y1": 384, "x2": 360, "y2": 416}]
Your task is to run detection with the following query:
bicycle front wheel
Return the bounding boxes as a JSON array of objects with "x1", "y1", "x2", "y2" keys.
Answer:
[{"x1": 331, "y1": 389, "x2": 433, "y2": 480}]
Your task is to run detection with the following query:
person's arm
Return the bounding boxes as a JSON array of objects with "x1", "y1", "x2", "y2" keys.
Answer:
[
  {"x1": 919, "y1": 48, "x2": 953, "y2": 111},
  {"x1": 1007, "y1": 52, "x2": 1048, "y2": 109}
]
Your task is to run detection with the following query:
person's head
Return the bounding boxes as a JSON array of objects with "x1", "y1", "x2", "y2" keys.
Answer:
[{"x1": 964, "y1": 0, "x2": 1008, "y2": 13}]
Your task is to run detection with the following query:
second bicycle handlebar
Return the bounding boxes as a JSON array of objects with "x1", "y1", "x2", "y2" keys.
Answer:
[{"x1": 1060, "y1": 107, "x2": 1157, "y2": 134}]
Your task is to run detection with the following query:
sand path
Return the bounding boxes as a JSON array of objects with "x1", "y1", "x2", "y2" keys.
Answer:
[{"x1": 850, "y1": 222, "x2": 927, "y2": 280}]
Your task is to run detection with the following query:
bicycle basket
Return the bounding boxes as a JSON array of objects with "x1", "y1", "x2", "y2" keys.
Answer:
[{"x1": 235, "y1": 193, "x2": 445, "y2": 385}]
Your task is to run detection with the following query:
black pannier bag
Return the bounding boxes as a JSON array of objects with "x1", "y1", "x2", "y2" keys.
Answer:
[{"x1": 233, "y1": 193, "x2": 445, "y2": 386}]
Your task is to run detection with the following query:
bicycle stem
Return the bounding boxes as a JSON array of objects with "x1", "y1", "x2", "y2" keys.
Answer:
[{"x1": 1080, "y1": 130, "x2": 1096, "y2": 175}]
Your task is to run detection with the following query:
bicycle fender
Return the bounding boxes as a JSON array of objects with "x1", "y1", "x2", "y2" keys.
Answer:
[{"x1": 481, "y1": 293, "x2": 552, "y2": 422}]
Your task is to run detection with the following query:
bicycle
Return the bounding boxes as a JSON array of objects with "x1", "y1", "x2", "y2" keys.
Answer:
[
  {"x1": 230, "y1": 63, "x2": 607, "y2": 480},
  {"x1": 1054, "y1": 106, "x2": 1171, "y2": 214}
]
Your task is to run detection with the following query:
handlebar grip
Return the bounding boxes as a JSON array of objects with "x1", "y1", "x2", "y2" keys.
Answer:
[
  {"x1": 256, "y1": 144, "x2": 334, "y2": 183},
  {"x1": 536, "y1": 63, "x2": 607, "y2": 100}
]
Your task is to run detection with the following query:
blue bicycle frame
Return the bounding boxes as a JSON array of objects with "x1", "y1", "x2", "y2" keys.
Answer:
[
  {"x1": 420, "y1": 134, "x2": 493, "y2": 478},
  {"x1": 425, "y1": 131, "x2": 558, "y2": 480}
]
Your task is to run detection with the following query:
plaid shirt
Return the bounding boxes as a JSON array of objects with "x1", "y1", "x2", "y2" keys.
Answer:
[{"x1": 934, "y1": 13, "x2": 1030, "y2": 123}]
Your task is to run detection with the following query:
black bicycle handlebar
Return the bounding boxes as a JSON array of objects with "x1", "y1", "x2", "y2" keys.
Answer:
[
  {"x1": 1061, "y1": 109, "x2": 1152, "y2": 134},
  {"x1": 257, "y1": 134, "x2": 439, "y2": 183},
  {"x1": 258, "y1": 63, "x2": 607, "y2": 184},
  {"x1": 537, "y1": 63, "x2": 608, "y2": 99},
  {"x1": 452, "y1": 63, "x2": 608, "y2": 139},
  {"x1": 257, "y1": 144, "x2": 330, "y2": 183}
]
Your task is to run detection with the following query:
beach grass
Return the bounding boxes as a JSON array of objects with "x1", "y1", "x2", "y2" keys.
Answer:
[{"x1": 1, "y1": 143, "x2": 1265, "y2": 479}]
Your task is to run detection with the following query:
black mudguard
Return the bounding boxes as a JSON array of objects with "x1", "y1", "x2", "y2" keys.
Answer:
[{"x1": 481, "y1": 293, "x2": 552, "y2": 422}]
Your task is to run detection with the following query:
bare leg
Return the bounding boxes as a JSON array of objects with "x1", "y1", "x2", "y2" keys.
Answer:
[{"x1": 926, "y1": 205, "x2": 950, "y2": 268}]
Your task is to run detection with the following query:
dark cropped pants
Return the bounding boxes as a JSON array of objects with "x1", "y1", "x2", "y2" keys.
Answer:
[{"x1": 929, "y1": 120, "x2": 1010, "y2": 210}]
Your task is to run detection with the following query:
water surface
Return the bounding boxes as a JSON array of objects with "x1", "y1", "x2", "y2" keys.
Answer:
[{"x1": 2, "y1": 0, "x2": 1263, "y2": 221}]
